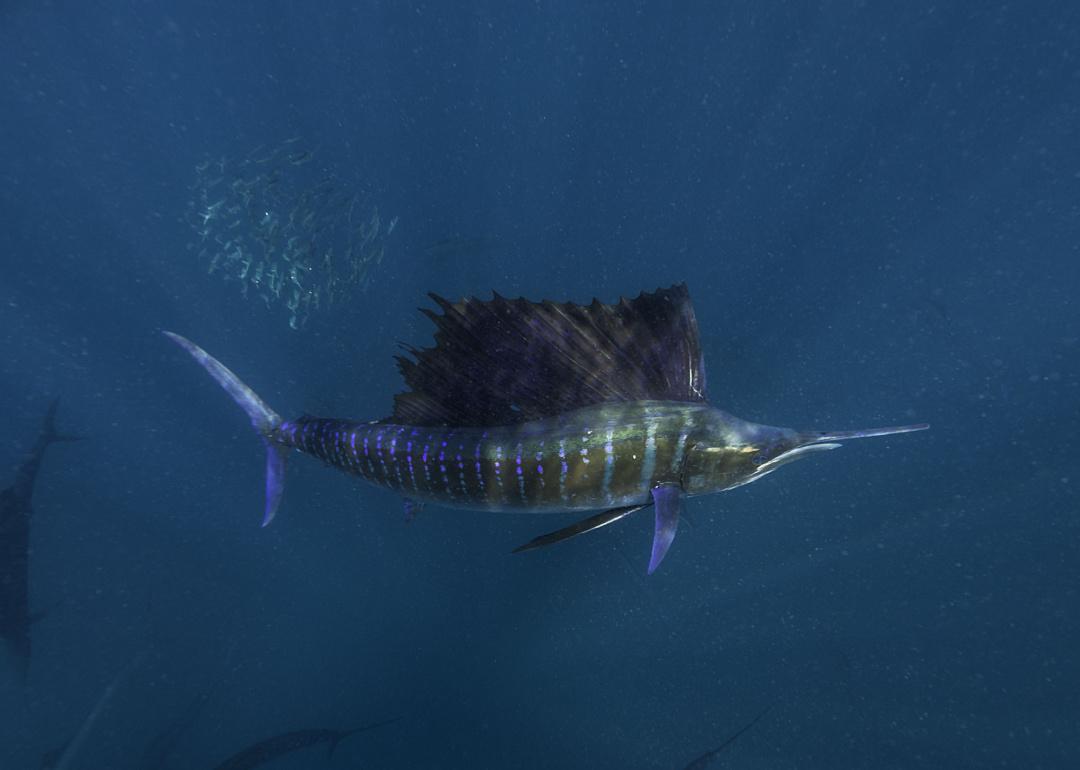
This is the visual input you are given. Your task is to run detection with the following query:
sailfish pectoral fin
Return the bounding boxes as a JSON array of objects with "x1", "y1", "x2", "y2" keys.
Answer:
[
  {"x1": 512, "y1": 505, "x2": 649, "y2": 553},
  {"x1": 647, "y1": 482, "x2": 682, "y2": 574}
]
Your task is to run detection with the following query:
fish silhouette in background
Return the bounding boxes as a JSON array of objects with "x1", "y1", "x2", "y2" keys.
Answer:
[
  {"x1": 39, "y1": 740, "x2": 69, "y2": 770},
  {"x1": 0, "y1": 398, "x2": 79, "y2": 680},
  {"x1": 681, "y1": 706, "x2": 772, "y2": 769},
  {"x1": 138, "y1": 690, "x2": 213, "y2": 769},
  {"x1": 166, "y1": 284, "x2": 927, "y2": 573},
  {"x1": 46, "y1": 653, "x2": 146, "y2": 770},
  {"x1": 210, "y1": 718, "x2": 401, "y2": 770}
]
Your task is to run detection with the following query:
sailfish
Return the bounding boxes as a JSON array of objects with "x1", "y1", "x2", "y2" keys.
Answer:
[
  {"x1": 165, "y1": 284, "x2": 927, "y2": 573},
  {"x1": 1, "y1": 398, "x2": 79, "y2": 680}
]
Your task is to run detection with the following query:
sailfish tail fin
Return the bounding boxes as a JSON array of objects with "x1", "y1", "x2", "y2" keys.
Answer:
[
  {"x1": 163, "y1": 332, "x2": 287, "y2": 526},
  {"x1": 41, "y1": 398, "x2": 83, "y2": 443}
]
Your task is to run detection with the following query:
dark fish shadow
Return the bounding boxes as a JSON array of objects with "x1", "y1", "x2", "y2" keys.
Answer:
[{"x1": 680, "y1": 705, "x2": 773, "y2": 770}]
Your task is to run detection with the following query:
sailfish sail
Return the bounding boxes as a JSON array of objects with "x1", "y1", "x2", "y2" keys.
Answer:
[{"x1": 392, "y1": 284, "x2": 708, "y2": 426}]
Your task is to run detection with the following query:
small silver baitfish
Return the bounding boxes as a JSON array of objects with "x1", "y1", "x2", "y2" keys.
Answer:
[{"x1": 166, "y1": 284, "x2": 927, "y2": 573}]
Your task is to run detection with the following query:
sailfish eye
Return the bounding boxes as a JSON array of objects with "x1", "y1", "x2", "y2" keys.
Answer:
[{"x1": 753, "y1": 442, "x2": 782, "y2": 465}]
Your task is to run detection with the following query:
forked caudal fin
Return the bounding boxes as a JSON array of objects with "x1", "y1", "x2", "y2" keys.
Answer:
[
  {"x1": 42, "y1": 397, "x2": 84, "y2": 444},
  {"x1": 163, "y1": 332, "x2": 287, "y2": 526}
]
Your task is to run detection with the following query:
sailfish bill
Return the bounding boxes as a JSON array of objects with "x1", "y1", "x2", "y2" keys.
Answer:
[
  {"x1": 801, "y1": 423, "x2": 931, "y2": 443},
  {"x1": 165, "y1": 283, "x2": 928, "y2": 573}
]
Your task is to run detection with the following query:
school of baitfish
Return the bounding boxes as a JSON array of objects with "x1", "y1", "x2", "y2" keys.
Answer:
[{"x1": 186, "y1": 137, "x2": 398, "y2": 329}]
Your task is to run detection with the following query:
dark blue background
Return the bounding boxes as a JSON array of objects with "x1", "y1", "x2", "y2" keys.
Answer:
[{"x1": 1, "y1": 1, "x2": 1077, "y2": 767}]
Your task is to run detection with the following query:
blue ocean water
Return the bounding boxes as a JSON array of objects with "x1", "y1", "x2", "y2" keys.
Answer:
[{"x1": 1, "y1": 1, "x2": 1077, "y2": 767}]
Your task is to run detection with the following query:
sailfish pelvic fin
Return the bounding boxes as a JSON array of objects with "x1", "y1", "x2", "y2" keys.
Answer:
[{"x1": 164, "y1": 332, "x2": 287, "y2": 526}]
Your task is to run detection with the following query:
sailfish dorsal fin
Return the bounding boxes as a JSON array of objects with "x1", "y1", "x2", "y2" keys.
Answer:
[{"x1": 391, "y1": 283, "x2": 708, "y2": 426}]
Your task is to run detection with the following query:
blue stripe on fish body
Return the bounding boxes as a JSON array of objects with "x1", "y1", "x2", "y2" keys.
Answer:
[
  {"x1": 474, "y1": 436, "x2": 486, "y2": 494},
  {"x1": 390, "y1": 432, "x2": 401, "y2": 487},
  {"x1": 438, "y1": 438, "x2": 450, "y2": 498},
  {"x1": 457, "y1": 444, "x2": 468, "y2": 496},
  {"x1": 406, "y1": 439, "x2": 417, "y2": 490}
]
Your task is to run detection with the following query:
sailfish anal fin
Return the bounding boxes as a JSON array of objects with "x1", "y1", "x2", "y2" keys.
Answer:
[
  {"x1": 648, "y1": 483, "x2": 682, "y2": 574},
  {"x1": 512, "y1": 504, "x2": 649, "y2": 553}
]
